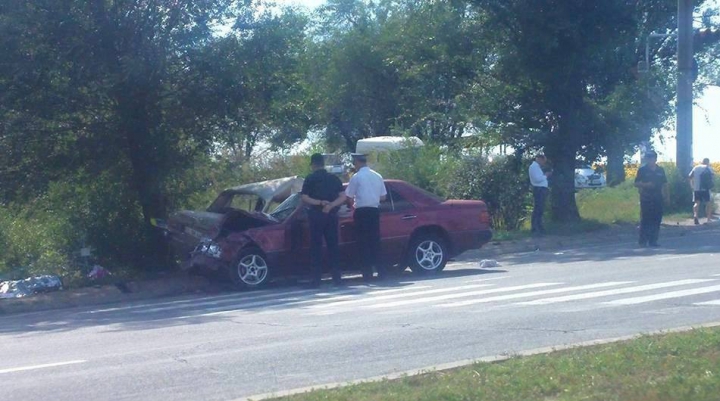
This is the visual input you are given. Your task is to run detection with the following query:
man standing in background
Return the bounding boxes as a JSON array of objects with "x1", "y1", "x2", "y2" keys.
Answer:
[
  {"x1": 634, "y1": 151, "x2": 668, "y2": 247},
  {"x1": 528, "y1": 154, "x2": 551, "y2": 235},
  {"x1": 689, "y1": 158, "x2": 715, "y2": 225},
  {"x1": 346, "y1": 153, "x2": 387, "y2": 282},
  {"x1": 301, "y1": 154, "x2": 347, "y2": 287}
]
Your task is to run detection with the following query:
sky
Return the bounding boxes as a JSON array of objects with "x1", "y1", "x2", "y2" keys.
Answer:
[{"x1": 274, "y1": 0, "x2": 718, "y2": 162}]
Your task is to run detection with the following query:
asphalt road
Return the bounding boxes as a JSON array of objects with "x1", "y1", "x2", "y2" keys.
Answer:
[{"x1": 2, "y1": 229, "x2": 720, "y2": 401}]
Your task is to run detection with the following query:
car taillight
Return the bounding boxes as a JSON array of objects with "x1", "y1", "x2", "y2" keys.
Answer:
[{"x1": 479, "y1": 210, "x2": 490, "y2": 225}]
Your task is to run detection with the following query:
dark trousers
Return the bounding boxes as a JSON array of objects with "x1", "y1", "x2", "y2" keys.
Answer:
[
  {"x1": 354, "y1": 207, "x2": 381, "y2": 278},
  {"x1": 532, "y1": 186, "x2": 548, "y2": 233},
  {"x1": 308, "y1": 208, "x2": 340, "y2": 283},
  {"x1": 639, "y1": 200, "x2": 663, "y2": 246}
]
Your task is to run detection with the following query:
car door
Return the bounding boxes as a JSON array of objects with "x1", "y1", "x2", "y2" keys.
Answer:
[
  {"x1": 337, "y1": 187, "x2": 393, "y2": 269},
  {"x1": 338, "y1": 184, "x2": 418, "y2": 269},
  {"x1": 283, "y1": 207, "x2": 313, "y2": 276},
  {"x1": 378, "y1": 186, "x2": 419, "y2": 266}
]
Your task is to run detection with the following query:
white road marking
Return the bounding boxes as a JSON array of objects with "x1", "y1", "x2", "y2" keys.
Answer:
[
  {"x1": 655, "y1": 254, "x2": 706, "y2": 261},
  {"x1": 695, "y1": 299, "x2": 720, "y2": 306},
  {"x1": 308, "y1": 284, "x2": 495, "y2": 310},
  {"x1": 0, "y1": 360, "x2": 86, "y2": 375},
  {"x1": 84, "y1": 288, "x2": 316, "y2": 314},
  {"x1": 133, "y1": 285, "x2": 432, "y2": 314},
  {"x1": 438, "y1": 281, "x2": 634, "y2": 308},
  {"x1": 365, "y1": 283, "x2": 561, "y2": 309},
  {"x1": 254, "y1": 285, "x2": 436, "y2": 315},
  {"x1": 605, "y1": 284, "x2": 720, "y2": 305},
  {"x1": 464, "y1": 276, "x2": 512, "y2": 283},
  {"x1": 518, "y1": 279, "x2": 715, "y2": 305},
  {"x1": 712, "y1": 274, "x2": 720, "y2": 277},
  {"x1": 170, "y1": 285, "x2": 435, "y2": 318}
]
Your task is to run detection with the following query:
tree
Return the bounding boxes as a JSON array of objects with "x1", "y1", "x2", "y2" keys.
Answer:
[
  {"x1": 307, "y1": 0, "x2": 401, "y2": 151},
  {"x1": 186, "y1": 6, "x2": 314, "y2": 161},
  {"x1": 470, "y1": 0, "x2": 704, "y2": 221},
  {"x1": 380, "y1": 1, "x2": 496, "y2": 144},
  {"x1": 0, "y1": 0, "x2": 239, "y2": 267}
]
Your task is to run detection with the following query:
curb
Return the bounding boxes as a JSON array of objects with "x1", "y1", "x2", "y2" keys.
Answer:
[{"x1": 238, "y1": 320, "x2": 720, "y2": 401}]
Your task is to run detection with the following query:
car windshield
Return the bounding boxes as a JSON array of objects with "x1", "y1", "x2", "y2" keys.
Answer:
[{"x1": 268, "y1": 193, "x2": 301, "y2": 222}]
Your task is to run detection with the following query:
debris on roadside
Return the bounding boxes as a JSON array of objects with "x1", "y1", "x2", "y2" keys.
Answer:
[
  {"x1": 478, "y1": 259, "x2": 501, "y2": 268},
  {"x1": 0, "y1": 275, "x2": 64, "y2": 299},
  {"x1": 87, "y1": 265, "x2": 111, "y2": 280}
]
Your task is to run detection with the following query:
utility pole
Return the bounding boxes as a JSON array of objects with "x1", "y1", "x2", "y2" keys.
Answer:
[{"x1": 676, "y1": 0, "x2": 693, "y2": 174}]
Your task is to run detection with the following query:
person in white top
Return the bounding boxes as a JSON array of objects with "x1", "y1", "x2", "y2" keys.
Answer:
[
  {"x1": 688, "y1": 158, "x2": 714, "y2": 225},
  {"x1": 528, "y1": 154, "x2": 552, "y2": 235},
  {"x1": 345, "y1": 153, "x2": 387, "y2": 281}
]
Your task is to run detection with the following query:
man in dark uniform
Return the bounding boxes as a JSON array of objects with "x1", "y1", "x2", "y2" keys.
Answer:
[
  {"x1": 301, "y1": 154, "x2": 347, "y2": 287},
  {"x1": 634, "y1": 151, "x2": 668, "y2": 247}
]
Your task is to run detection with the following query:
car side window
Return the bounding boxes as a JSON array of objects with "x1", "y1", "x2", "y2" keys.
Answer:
[
  {"x1": 379, "y1": 186, "x2": 393, "y2": 213},
  {"x1": 389, "y1": 190, "x2": 413, "y2": 211}
]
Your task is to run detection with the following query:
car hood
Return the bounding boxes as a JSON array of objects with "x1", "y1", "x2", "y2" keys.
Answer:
[
  {"x1": 169, "y1": 210, "x2": 226, "y2": 239},
  {"x1": 169, "y1": 208, "x2": 277, "y2": 240},
  {"x1": 224, "y1": 176, "x2": 304, "y2": 207}
]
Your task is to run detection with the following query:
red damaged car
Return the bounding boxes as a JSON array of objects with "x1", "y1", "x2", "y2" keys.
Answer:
[{"x1": 166, "y1": 176, "x2": 492, "y2": 288}]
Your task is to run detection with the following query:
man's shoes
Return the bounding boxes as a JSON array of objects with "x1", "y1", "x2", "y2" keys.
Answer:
[{"x1": 694, "y1": 217, "x2": 700, "y2": 225}]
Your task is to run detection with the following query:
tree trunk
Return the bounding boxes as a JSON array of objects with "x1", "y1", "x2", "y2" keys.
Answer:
[
  {"x1": 546, "y1": 102, "x2": 581, "y2": 223},
  {"x1": 117, "y1": 90, "x2": 170, "y2": 270},
  {"x1": 606, "y1": 141, "x2": 626, "y2": 187},
  {"x1": 546, "y1": 144, "x2": 581, "y2": 222}
]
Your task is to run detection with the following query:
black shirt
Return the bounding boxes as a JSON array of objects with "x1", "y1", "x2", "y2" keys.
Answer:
[
  {"x1": 635, "y1": 164, "x2": 667, "y2": 202},
  {"x1": 302, "y1": 169, "x2": 344, "y2": 205}
]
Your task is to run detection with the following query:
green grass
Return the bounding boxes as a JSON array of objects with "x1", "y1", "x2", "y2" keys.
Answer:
[
  {"x1": 575, "y1": 182, "x2": 640, "y2": 225},
  {"x1": 266, "y1": 327, "x2": 720, "y2": 401}
]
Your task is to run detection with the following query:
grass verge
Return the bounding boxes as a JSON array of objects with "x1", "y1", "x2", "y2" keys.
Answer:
[
  {"x1": 266, "y1": 327, "x2": 720, "y2": 401},
  {"x1": 575, "y1": 183, "x2": 640, "y2": 225}
]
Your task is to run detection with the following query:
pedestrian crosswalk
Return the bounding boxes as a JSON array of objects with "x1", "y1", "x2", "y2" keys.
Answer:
[
  {"x1": 517, "y1": 279, "x2": 714, "y2": 306},
  {"x1": 82, "y1": 275, "x2": 720, "y2": 319}
]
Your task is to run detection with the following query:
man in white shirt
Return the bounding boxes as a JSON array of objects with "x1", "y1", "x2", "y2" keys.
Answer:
[
  {"x1": 528, "y1": 153, "x2": 551, "y2": 235},
  {"x1": 345, "y1": 153, "x2": 387, "y2": 281},
  {"x1": 689, "y1": 158, "x2": 714, "y2": 225}
]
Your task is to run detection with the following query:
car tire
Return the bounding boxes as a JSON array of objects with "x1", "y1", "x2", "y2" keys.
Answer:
[
  {"x1": 408, "y1": 235, "x2": 448, "y2": 275},
  {"x1": 228, "y1": 247, "x2": 272, "y2": 290}
]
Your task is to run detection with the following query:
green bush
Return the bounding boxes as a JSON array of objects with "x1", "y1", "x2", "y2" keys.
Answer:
[
  {"x1": 446, "y1": 155, "x2": 531, "y2": 231},
  {"x1": 662, "y1": 162, "x2": 694, "y2": 214},
  {"x1": 373, "y1": 144, "x2": 460, "y2": 197},
  {"x1": 376, "y1": 147, "x2": 530, "y2": 230},
  {"x1": 0, "y1": 201, "x2": 74, "y2": 278}
]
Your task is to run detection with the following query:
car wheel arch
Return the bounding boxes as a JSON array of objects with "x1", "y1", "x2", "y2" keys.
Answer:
[
  {"x1": 406, "y1": 225, "x2": 453, "y2": 257},
  {"x1": 222, "y1": 233, "x2": 260, "y2": 256}
]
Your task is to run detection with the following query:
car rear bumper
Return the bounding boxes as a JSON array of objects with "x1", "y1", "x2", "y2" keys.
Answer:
[{"x1": 449, "y1": 229, "x2": 493, "y2": 256}]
